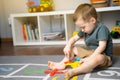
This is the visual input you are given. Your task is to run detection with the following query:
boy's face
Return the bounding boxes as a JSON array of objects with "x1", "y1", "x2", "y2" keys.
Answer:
[{"x1": 75, "y1": 16, "x2": 96, "y2": 34}]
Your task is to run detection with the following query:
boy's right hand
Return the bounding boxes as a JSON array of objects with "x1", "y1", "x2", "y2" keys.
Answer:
[{"x1": 63, "y1": 45, "x2": 72, "y2": 59}]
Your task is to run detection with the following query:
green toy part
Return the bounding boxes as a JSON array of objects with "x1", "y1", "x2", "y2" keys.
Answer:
[
  {"x1": 27, "y1": 0, "x2": 54, "y2": 12},
  {"x1": 110, "y1": 26, "x2": 120, "y2": 39}
]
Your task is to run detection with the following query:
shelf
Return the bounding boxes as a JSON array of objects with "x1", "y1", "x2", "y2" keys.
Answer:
[
  {"x1": 113, "y1": 39, "x2": 120, "y2": 43},
  {"x1": 10, "y1": 6, "x2": 120, "y2": 46},
  {"x1": 96, "y1": 6, "x2": 120, "y2": 12},
  {"x1": 39, "y1": 41, "x2": 66, "y2": 45},
  {"x1": 75, "y1": 39, "x2": 120, "y2": 45},
  {"x1": 10, "y1": 6, "x2": 120, "y2": 17},
  {"x1": 14, "y1": 41, "x2": 41, "y2": 46}
]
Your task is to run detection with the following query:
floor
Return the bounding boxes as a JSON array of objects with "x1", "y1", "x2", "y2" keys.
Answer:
[
  {"x1": 0, "y1": 42, "x2": 64, "y2": 56},
  {"x1": 0, "y1": 42, "x2": 120, "y2": 56},
  {"x1": 0, "y1": 56, "x2": 120, "y2": 80}
]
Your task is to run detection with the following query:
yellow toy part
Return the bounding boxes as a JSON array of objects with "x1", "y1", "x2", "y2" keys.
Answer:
[
  {"x1": 72, "y1": 76, "x2": 78, "y2": 80},
  {"x1": 28, "y1": 8, "x2": 32, "y2": 12},
  {"x1": 40, "y1": 0, "x2": 54, "y2": 11},
  {"x1": 27, "y1": 0, "x2": 54, "y2": 12},
  {"x1": 111, "y1": 26, "x2": 120, "y2": 34},
  {"x1": 65, "y1": 61, "x2": 81, "y2": 80},
  {"x1": 65, "y1": 61, "x2": 81, "y2": 68},
  {"x1": 111, "y1": 0, "x2": 120, "y2": 6},
  {"x1": 33, "y1": 7, "x2": 37, "y2": 12},
  {"x1": 65, "y1": 76, "x2": 78, "y2": 80},
  {"x1": 72, "y1": 31, "x2": 79, "y2": 36},
  {"x1": 52, "y1": 75, "x2": 78, "y2": 80},
  {"x1": 52, "y1": 76, "x2": 60, "y2": 80}
]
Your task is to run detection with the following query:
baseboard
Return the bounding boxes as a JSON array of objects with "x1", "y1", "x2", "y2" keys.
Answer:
[{"x1": 1, "y1": 38, "x2": 13, "y2": 42}]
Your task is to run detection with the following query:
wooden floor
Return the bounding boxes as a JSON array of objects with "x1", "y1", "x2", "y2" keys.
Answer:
[
  {"x1": 0, "y1": 42, "x2": 120, "y2": 56},
  {"x1": 0, "y1": 42, "x2": 64, "y2": 56}
]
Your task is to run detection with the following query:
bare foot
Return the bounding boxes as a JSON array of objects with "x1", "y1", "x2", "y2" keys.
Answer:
[
  {"x1": 64, "y1": 69, "x2": 75, "y2": 79},
  {"x1": 48, "y1": 61, "x2": 66, "y2": 70}
]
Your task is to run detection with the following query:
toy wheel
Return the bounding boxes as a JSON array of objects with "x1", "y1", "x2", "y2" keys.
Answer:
[
  {"x1": 40, "y1": 6, "x2": 44, "y2": 12},
  {"x1": 33, "y1": 8, "x2": 37, "y2": 12},
  {"x1": 28, "y1": 8, "x2": 32, "y2": 12}
]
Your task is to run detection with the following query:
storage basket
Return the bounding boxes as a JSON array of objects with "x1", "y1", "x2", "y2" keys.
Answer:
[{"x1": 90, "y1": 0, "x2": 109, "y2": 8}]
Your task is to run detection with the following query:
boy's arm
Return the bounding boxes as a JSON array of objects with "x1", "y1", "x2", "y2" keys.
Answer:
[
  {"x1": 64, "y1": 35, "x2": 80, "y2": 58},
  {"x1": 91, "y1": 40, "x2": 107, "y2": 57},
  {"x1": 67, "y1": 35, "x2": 80, "y2": 47}
]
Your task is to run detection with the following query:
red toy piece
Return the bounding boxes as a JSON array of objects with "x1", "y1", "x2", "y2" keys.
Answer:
[{"x1": 44, "y1": 69, "x2": 64, "y2": 76}]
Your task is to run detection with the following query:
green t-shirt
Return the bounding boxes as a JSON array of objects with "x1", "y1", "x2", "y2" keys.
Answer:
[{"x1": 78, "y1": 22, "x2": 113, "y2": 57}]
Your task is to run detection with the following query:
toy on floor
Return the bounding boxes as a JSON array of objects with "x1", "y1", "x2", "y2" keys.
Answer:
[
  {"x1": 64, "y1": 58, "x2": 82, "y2": 80},
  {"x1": 44, "y1": 69, "x2": 64, "y2": 76},
  {"x1": 52, "y1": 76, "x2": 60, "y2": 80},
  {"x1": 44, "y1": 69, "x2": 64, "y2": 80},
  {"x1": 44, "y1": 58, "x2": 81, "y2": 80},
  {"x1": 64, "y1": 58, "x2": 81, "y2": 68}
]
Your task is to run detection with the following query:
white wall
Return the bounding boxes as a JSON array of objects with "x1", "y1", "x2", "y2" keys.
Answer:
[
  {"x1": 53, "y1": 0, "x2": 90, "y2": 10},
  {"x1": 0, "y1": 0, "x2": 6, "y2": 38},
  {"x1": 0, "y1": 0, "x2": 90, "y2": 38},
  {"x1": 0, "y1": 0, "x2": 28, "y2": 38},
  {"x1": 0, "y1": 1, "x2": 2, "y2": 37}
]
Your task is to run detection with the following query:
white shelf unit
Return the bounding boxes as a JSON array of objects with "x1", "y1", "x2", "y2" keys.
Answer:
[{"x1": 10, "y1": 6, "x2": 120, "y2": 46}]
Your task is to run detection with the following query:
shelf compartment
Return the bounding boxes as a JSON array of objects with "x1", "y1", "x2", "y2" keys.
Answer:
[
  {"x1": 65, "y1": 14, "x2": 77, "y2": 40},
  {"x1": 12, "y1": 16, "x2": 40, "y2": 45},
  {"x1": 39, "y1": 14, "x2": 66, "y2": 42}
]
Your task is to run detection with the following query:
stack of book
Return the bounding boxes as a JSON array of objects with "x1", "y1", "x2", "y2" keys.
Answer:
[{"x1": 21, "y1": 23, "x2": 39, "y2": 41}]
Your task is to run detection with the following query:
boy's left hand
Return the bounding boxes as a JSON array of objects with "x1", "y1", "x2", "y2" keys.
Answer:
[{"x1": 79, "y1": 57, "x2": 89, "y2": 64}]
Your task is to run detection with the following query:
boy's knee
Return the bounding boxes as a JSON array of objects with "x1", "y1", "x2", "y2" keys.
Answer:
[{"x1": 95, "y1": 54, "x2": 105, "y2": 64}]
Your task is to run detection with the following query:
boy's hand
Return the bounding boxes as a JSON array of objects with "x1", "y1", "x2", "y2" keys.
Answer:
[
  {"x1": 79, "y1": 58, "x2": 84, "y2": 64},
  {"x1": 79, "y1": 57, "x2": 88, "y2": 64},
  {"x1": 63, "y1": 45, "x2": 72, "y2": 59}
]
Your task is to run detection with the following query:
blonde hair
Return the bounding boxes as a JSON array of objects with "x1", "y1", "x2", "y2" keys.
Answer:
[{"x1": 73, "y1": 3, "x2": 97, "y2": 22}]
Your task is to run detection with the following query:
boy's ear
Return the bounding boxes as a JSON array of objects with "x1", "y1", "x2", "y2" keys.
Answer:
[{"x1": 90, "y1": 17, "x2": 96, "y2": 23}]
